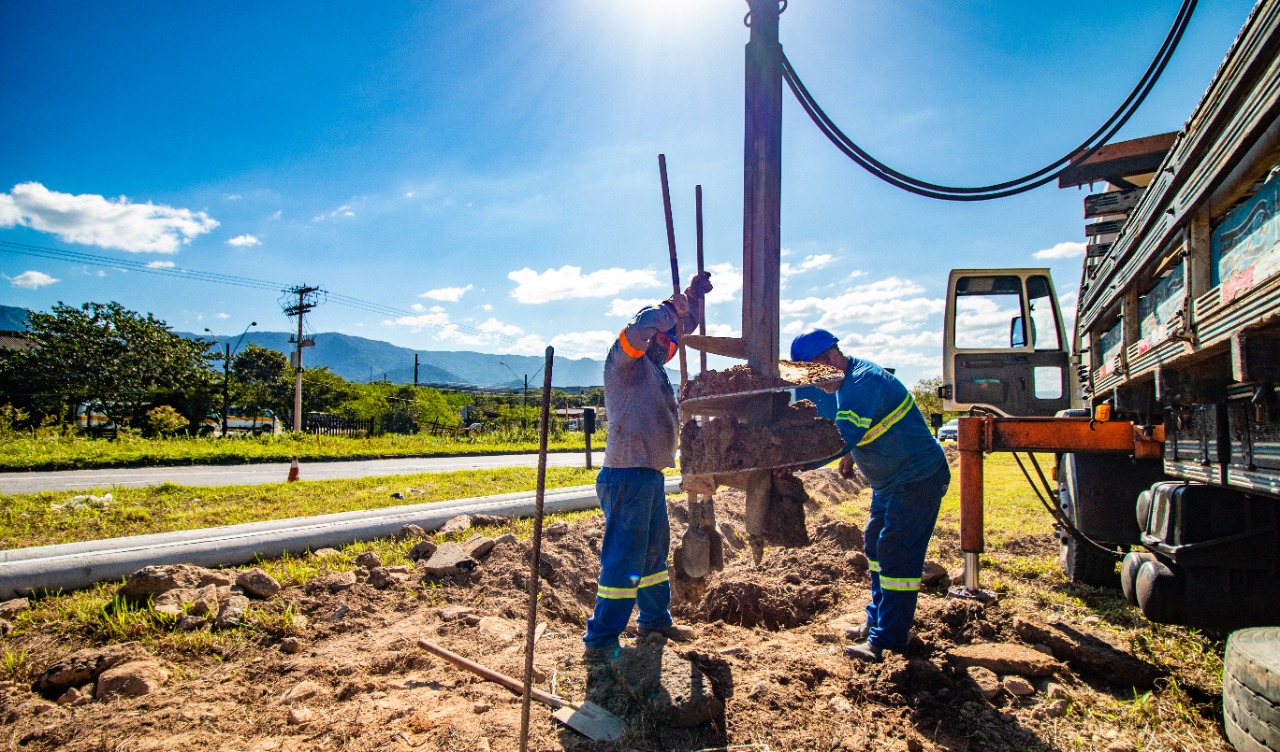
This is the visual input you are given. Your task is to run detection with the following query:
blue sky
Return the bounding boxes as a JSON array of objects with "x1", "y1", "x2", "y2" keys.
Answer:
[{"x1": 0, "y1": 1, "x2": 1258, "y2": 386}]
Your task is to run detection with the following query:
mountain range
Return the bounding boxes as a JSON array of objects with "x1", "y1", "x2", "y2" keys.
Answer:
[{"x1": 0, "y1": 303, "x2": 650, "y2": 389}]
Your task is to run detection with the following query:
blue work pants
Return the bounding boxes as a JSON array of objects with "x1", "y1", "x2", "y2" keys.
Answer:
[
  {"x1": 583, "y1": 467, "x2": 673, "y2": 649},
  {"x1": 864, "y1": 461, "x2": 950, "y2": 653}
]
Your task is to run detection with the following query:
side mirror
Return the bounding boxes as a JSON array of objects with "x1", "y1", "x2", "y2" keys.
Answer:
[{"x1": 1010, "y1": 316, "x2": 1027, "y2": 348}]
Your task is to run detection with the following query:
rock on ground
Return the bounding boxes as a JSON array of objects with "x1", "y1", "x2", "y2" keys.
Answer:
[
  {"x1": 949, "y1": 643, "x2": 1061, "y2": 678},
  {"x1": 94, "y1": 660, "x2": 168, "y2": 701},
  {"x1": 236, "y1": 567, "x2": 281, "y2": 599},
  {"x1": 409, "y1": 540, "x2": 438, "y2": 561},
  {"x1": 0, "y1": 598, "x2": 29, "y2": 620},
  {"x1": 420, "y1": 542, "x2": 478, "y2": 577},
  {"x1": 118, "y1": 564, "x2": 232, "y2": 604},
  {"x1": 439, "y1": 515, "x2": 472, "y2": 536},
  {"x1": 463, "y1": 535, "x2": 496, "y2": 559},
  {"x1": 34, "y1": 643, "x2": 151, "y2": 698},
  {"x1": 966, "y1": 666, "x2": 1001, "y2": 699},
  {"x1": 1013, "y1": 618, "x2": 1162, "y2": 690},
  {"x1": 612, "y1": 643, "x2": 723, "y2": 728}
]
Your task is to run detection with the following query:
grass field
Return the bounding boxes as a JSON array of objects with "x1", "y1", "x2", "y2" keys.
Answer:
[
  {"x1": 0, "y1": 430, "x2": 605, "y2": 472},
  {"x1": 0, "y1": 464, "x2": 605, "y2": 549}
]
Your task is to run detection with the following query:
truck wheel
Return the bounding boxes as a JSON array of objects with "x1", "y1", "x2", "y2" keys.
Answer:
[
  {"x1": 1121, "y1": 551, "x2": 1156, "y2": 606},
  {"x1": 1223, "y1": 627, "x2": 1280, "y2": 752},
  {"x1": 1135, "y1": 559, "x2": 1184, "y2": 624},
  {"x1": 1059, "y1": 534, "x2": 1118, "y2": 588}
]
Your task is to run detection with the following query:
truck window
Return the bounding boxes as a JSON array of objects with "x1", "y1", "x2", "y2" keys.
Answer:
[
  {"x1": 1027, "y1": 275, "x2": 1061, "y2": 351},
  {"x1": 953, "y1": 275, "x2": 1024, "y2": 350}
]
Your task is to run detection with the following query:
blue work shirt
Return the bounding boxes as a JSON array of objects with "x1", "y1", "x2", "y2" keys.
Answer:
[{"x1": 813, "y1": 357, "x2": 946, "y2": 490}]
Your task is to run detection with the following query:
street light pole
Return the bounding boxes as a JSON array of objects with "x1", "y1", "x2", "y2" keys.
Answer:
[{"x1": 208, "y1": 322, "x2": 257, "y2": 436}]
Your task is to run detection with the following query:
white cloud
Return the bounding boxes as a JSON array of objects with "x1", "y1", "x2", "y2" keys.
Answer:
[
  {"x1": 146, "y1": 260, "x2": 175, "y2": 269},
  {"x1": 0, "y1": 182, "x2": 218, "y2": 253},
  {"x1": 1033, "y1": 241, "x2": 1086, "y2": 260},
  {"x1": 227, "y1": 234, "x2": 260, "y2": 247},
  {"x1": 704, "y1": 262, "x2": 742, "y2": 305},
  {"x1": 410, "y1": 303, "x2": 425, "y2": 313},
  {"x1": 781, "y1": 253, "x2": 836, "y2": 278},
  {"x1": 216, "y1": 312, "x2": 231, "y2": 319},
  {"x1": 548, "y1": 330, "x2": 617, "y2": 359},
  {"x1": 386, "y1": 309, "x2": 451, "y2": 332},
  {"x1": 607, "y1": 298, "x2": 652, "y2": 318},
  {"x1": 781, "y1": 276, "x2": 944, "y2": 329},
  {"x1": 480, "y1": 304, "x2": 493, "y2": 312},
  {"x1": 7, "y1": 270, "x2": 58, "y2": 289},
  {"x1": 419, "y1": 284, "x2": 473, "y2": 302},
  {"x1": 405, "y1": 191, "x2": 414, "y2": 198},
  {"x1": 705, "y1": 322, "x2": 739, "y2": 338},
  {"x1": 508, "y1": 265, "x2": 661, "y2": 304},
  {"x1": 312, "y1": 204, "x2": 355, "y2": 222},
  {"x1": 271, "y1": 210, "x2": 282, "y2": 220},
  {"x1": 226, "y1": 194, "x2": 242, "y2": 201}
]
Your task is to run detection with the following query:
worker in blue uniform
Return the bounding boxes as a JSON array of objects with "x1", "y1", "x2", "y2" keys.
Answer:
[
  {"x1": 582, "y1": 271, "x2": 713, "y2": 664},
  {"x1": 789, "y1": 329, "x2": 949, "y2": 661}
]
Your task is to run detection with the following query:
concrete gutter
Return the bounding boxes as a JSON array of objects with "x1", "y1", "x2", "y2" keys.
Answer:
[{"x1": 0, "y1": 477, "x2": 682, "y2": 600}]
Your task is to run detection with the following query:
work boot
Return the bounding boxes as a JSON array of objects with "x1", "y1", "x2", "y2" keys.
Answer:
[
  {"x1": 637, "y1": 624, "x2": 697, "y2": 642},
  {"x1": 582, "y1": 642, "x2": 620, "y2": 665},
  {"x1": 843, "y1": 641, "x2": 883, "y2": 663},
  {"x1": 846, "y1": 622, "x2": 870, "y2": 642}
]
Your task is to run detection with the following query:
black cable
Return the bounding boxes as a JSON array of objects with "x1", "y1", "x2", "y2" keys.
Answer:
[
  {"x1": 1011, "y1": 451, "x2": 1123, "y2": 560},
  {"x1": 781, "y1": 0, "x2": 1197, "y2": 200}
]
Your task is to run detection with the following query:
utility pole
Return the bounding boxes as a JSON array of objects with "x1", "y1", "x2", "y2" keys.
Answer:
[
  {"x1": 414, "y1": 354, "x2": 420, "y2": 388},
  {"x1": 281, "y1": 285, "x2": 323, "y2": 432},
  {"x1": 222, "y1": 343, "x2": 231, "y2": 436}
]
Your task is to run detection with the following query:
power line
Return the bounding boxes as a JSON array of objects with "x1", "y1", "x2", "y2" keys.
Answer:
[
  {"x1": 782, "y1": 0, "x2": 1197, "y2": 200},
  {"x1": 0, "y1": 239, "x2": 529, "y2": 345}
]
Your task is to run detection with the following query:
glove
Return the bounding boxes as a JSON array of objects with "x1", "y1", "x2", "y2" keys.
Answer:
[{"x1": 685, "y1": 271, "x2": 713, "y2": 299}]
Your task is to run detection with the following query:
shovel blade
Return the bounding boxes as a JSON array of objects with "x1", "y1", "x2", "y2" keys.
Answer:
[{"x1": 551, "y1": 701, "x2": 628, "y2": 741}]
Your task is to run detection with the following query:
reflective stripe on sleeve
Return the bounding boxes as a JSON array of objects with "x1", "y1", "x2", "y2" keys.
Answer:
[
  {"x1": 880, "y1": 575, "x2": 921, "y2": 592},
  {"x1": 868, "y1": 559, "x2": 881, "y2": 573},
  {"x1": 596, "y1": 584, "x2": 638, "y2": 599},
  {"x1": 638, "y1": 570, "x2": 669, "y2": 588},
  {"x1": 858, "y1": 395, "x2": 915, "y2": 447},
  {"x1": 618, "y1": 329, "x2": 646, "y2": 359},
  {"x1": 836, "y1": 409, "x2": 871, "y2": 429}
]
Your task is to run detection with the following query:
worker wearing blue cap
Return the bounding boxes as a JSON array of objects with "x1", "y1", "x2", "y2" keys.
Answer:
[
  {"x1": 582, "y1": 271, "x2": 713, "y2": 664},
  {"x1": 789, "y1": 328, "x2": 949, "y2": 661}
]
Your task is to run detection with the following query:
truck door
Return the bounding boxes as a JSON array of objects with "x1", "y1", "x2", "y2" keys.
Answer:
[{"x1": 941, "y1": 269, "x2": 1075, "y2": 416}]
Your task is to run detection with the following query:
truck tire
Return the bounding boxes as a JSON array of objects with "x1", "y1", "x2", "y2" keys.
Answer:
[
  {"x1": 1121, "y1": 551, "x2": 1157, "y2": 606},
  {"x1": 1223, "y1": 627, "x2": 1280, "y2": 752},
  {"x1": 1059, "y1": 534, "x2": 1118, "y2": 588},
  {"x1": 1135, "y1": 559, "x2": 1184, "y2": 624}
]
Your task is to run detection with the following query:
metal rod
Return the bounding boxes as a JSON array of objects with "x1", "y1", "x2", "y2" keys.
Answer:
[
  {"x1": 519, "y1": 346, "x2": 555, "y2": 752},
  {"x1": 696, "y1": 184, "x2": 707, "y2": 375},
  {"x1": 658, "y1": 153, "x2": 689, "y2": 391},
  {"x1": 964, "y1": 552, "x2": 979, "y2": 591}
]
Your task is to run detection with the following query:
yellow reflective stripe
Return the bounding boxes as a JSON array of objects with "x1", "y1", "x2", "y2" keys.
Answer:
[
  {"x1": 880, "y1": 576, "x2": 920, "y2": 591},
  {"x1": 836, "y1": 409, "x2": 871, "y2": 428},
  {"x1": 596, "y1": 585, "x2": 638, "y2": 599},
  {"x1": 618, "y1": 328, "x2": 645, "y2": 359},
  {"x1": 868, "y1": 559, "x2": 880, "y2": 573},
  {"x1": 638, "y1": 570, "x2": 669, "y2": 588},
  {"x1": 858, "y1": 396, "x2": 914, "y2": 447}
]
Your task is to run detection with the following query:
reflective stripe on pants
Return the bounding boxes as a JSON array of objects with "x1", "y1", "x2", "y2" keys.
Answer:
[
  {"x1": 584, "y1": 467, "x2": 673, "y2": 648},
  {"x1": 864, "y1": 461, "x2": 950, "y2": 653}
]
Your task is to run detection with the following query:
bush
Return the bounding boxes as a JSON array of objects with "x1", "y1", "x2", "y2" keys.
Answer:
[{"x1": 144, "y1": 405, "x2": 188, "y2": 437}]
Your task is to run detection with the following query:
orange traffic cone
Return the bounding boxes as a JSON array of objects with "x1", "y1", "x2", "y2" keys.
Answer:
[{"x1": 287, "y1": 456, "x2": 300, "y2": 482}]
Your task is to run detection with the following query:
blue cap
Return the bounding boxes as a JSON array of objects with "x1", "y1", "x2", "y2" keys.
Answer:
[{"x1": 790, "y1": 329, "x2": 839, "y2": 362}]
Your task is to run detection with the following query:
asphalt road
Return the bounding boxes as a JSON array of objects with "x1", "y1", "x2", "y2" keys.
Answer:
[{"x1": 0, "y1": 452, "x2": 597, "y2": 494}]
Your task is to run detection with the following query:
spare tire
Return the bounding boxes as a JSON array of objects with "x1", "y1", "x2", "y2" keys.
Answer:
[{"x1": 1223, "y1": 626, "x2": 1280, "y2": 752}]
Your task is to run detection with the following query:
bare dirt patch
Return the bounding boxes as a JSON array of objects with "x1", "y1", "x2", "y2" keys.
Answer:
[{"x1": 0, "y1": 463, "x2": 1232, "y2": 751}]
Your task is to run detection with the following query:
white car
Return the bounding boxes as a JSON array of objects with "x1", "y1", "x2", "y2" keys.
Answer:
[{"x1": 937, "y1": 418, "x2": 959, "y2": 442}]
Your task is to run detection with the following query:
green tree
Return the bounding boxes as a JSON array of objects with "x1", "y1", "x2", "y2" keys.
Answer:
[
  {"x1": 231, "y1": 344, "x2": 291, "y2": 423},
  {"x1": 1, "y1": 302, "x2": 216, "y2": 428}
]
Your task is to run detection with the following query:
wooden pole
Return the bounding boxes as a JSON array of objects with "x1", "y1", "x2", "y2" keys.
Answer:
[{"x1": 519, "y1": 346, "x2": 555, "y2": 752}]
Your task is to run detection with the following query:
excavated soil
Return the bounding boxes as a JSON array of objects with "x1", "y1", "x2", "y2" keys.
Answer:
[
  {"x1": 0, "y1": 460, "x2": 1232, "y2": 752},
  {"x1": 680, "y1": 396, "x2": 845, "y2": 476},
  {"x1": 681, "y1": 361, "x2": 843, "y2": 402}
]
